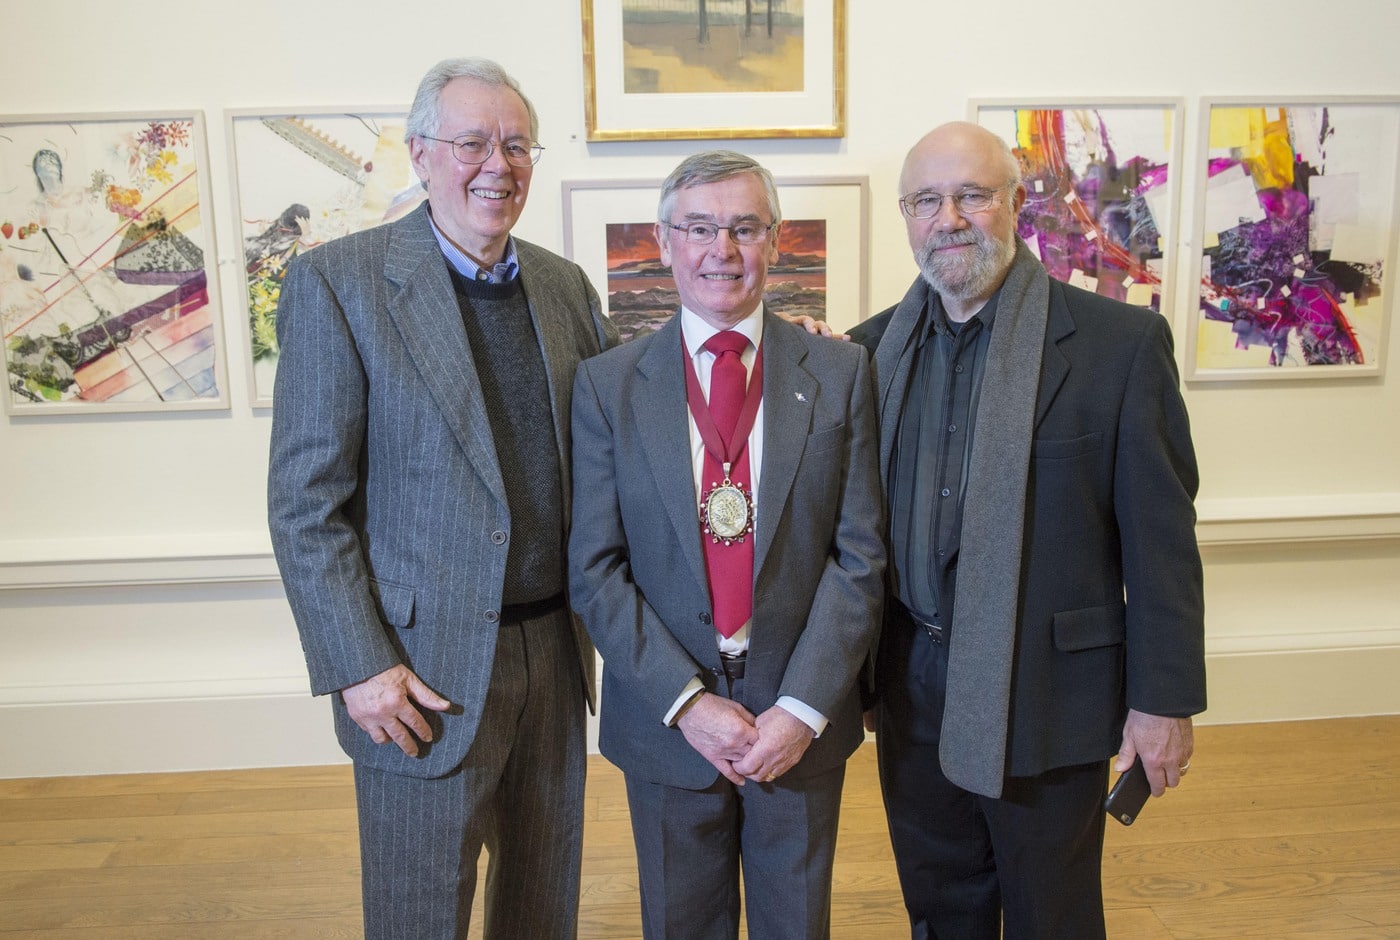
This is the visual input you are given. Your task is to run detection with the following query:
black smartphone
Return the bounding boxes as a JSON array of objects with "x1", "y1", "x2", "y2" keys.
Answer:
[{"x1": 1104, "y1": 756, "x2": 1151, "y2": 826}]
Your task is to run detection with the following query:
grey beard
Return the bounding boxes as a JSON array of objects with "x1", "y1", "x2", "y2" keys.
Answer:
[{"x1": 916, "y1": 228, "x2": 1016, "y2": 302}]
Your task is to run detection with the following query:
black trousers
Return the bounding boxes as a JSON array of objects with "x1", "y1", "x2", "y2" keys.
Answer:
[{"x1": 874, "y1": 607, "x2": 1109, "y2": 940}]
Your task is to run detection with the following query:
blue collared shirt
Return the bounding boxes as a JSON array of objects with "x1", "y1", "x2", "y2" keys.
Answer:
[{"x1": 426, "y1": 210, "x2": 520, "y2": 283}]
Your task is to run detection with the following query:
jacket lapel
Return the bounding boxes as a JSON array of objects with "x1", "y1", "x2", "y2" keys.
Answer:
[
  {"x1": 635, "y1": 313, "x2": 711, "y2": 594},
  {"x1": 753, "y1": 315, "x2": 814, "y2": 580},
  {"x1": 383, "y1": 205, "x2": 505, "y2": 499},
  {"x1": 1034, "y1": 281, "x2": 1075, "y2": 428},
  {"x1": 873, "y1": 278, "x2": 933, "y2": 483}
]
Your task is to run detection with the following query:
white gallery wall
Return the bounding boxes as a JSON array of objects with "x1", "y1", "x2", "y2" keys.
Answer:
[{"x1": 1, "y1": 0, "x2": 1397, "y2": 777}]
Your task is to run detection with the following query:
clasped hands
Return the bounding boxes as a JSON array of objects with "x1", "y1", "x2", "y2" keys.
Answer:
[{"x1": 676, "y1": 693, "x2": 814, "y2": 786}]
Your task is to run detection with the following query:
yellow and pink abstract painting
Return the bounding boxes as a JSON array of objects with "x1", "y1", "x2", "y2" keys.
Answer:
[{"x1": 1193, "y1": 103, "x2": 1397, "y2": 377}]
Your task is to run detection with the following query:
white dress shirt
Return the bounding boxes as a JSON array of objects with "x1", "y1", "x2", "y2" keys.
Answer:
[{"x1": 663, "y1": 305, "x2": 827, "y2": 736}]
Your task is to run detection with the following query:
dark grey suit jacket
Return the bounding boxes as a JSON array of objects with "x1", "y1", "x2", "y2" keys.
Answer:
[
  {"x1": 568, "y1": 310, "x2": 886, "y2": 790},
  {"x1": 852, "y1": 271, "x2": 1206, "y2": 780},
  {"x1": 269, "y1": 203, "x2": 616, "y2": 779}
]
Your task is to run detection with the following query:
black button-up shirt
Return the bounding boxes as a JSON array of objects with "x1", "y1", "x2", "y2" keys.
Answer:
[{"x1": 889, "y1": 289, "x2": 1001, "y2": 628}]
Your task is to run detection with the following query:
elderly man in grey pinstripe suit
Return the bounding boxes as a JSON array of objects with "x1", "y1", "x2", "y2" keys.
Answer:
[{"x1": 268, "y1": 57, "x2": 616, "y2": 939}]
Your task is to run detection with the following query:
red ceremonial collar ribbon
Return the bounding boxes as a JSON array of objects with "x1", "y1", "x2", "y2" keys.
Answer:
[{"x1": 682, "y1": 333, "x2": 764, "y2": 470}]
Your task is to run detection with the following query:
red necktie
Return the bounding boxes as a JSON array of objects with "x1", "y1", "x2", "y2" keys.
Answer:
[{"x1": 701, "y1": 331, "x2": 754, "y2": 639}]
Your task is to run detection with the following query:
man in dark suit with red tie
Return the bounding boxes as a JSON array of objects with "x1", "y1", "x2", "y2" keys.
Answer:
[{"x1": 568, "y1": 150, "x2": 886, "y2": 939}]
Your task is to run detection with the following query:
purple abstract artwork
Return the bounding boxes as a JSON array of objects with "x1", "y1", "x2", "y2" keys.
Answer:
[
  {"x1": 979, "y1": 104, "x2": 1177, "y2": 311},
  {"x1": 1193, "y1": 104, "x2": 1397, "y2": 377}
]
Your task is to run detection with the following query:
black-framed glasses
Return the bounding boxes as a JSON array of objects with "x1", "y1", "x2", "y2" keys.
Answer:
[
  {"x1": 898, "y1": 184, "x2": 1014, "y2": 220},
  {"x1": 663, "y1": 220, "x2": 775, "y2": 246},
  {"x1": 421, "y1": 134, "x2": 544, "y2": 167}
]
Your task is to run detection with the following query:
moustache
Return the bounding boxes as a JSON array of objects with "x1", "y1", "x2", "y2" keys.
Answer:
[{"x1": 927, "y1": 230, "x2": 980, "y2": 251}]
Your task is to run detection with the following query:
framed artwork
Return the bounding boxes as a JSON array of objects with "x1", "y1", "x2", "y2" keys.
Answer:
[
  {"x1": 563, "y1": 176, "x2": 867, "y2": 341},
  {"x1": 1, "y1": 111, "x2": 227, "y2": 414},
  {"x1": 228, "y1": 107, "x2": 426, "y2": 405},
  {"x1": 973, "y1": 98, "x2": 1183, "y2": 316},
  {"x1": 582, "y1": 0, "x2": 846, "y2": 141},
  {"x1": 1187, "y1": 98, "x2": 1399, "y2": 381}
]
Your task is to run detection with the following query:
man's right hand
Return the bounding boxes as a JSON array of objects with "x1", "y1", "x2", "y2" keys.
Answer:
[
  {"x1": 340, "y1": 664, "x2": 451, "y2": 757},
  {"x1": 677, "y1": 693, "x2": 759, "y2": 786}
]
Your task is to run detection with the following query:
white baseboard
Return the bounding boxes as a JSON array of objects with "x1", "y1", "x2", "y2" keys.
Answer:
[
  {"x1": 2, "y1": 646, "x2": 1394, "y2": 778},
  {"x1": 1199, "y1": 644, "x2": 1400, "y2": 725},
  {"x1": 0, "y1": 693, "x2": 346, "y2": 779}
]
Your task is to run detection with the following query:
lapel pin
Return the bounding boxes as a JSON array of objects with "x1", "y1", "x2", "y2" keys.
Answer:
[{"x1": 794, "y1": 392, "x2": 807, "y2": 402}]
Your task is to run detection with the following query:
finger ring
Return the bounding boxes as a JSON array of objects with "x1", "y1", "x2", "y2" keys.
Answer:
[
  {"x1": 1179, "y1": 760, "x2": 1191, "y2": 772},
  {"x1": 764, "y1": 773, "x2": 776, "y2": 782}
]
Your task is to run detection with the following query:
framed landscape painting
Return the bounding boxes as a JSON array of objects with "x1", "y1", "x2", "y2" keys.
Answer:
[
  {"x1": 1, "y1": 111, "x2": 227, "y2": 414},
  {"x1": 1187, "y1": 97, "x2": 1399, "y2": 380},
  {"x1": 563, "y1": 176, "x2": 867, "y2": 339},
  {"x1": 583, "y1": 0, "x2": 846, "y2": 140}
]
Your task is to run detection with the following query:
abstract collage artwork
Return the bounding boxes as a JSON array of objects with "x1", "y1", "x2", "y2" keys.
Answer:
[
  {"x1": 1190, "y1": 101, "x2": 1398, "y2": 379},
  {"x1": 1, "y1": 113, "x2": 225, "y2": 413},
  {"x1": 976, "y1": 101, "x2": 1181, "y2": 313}
]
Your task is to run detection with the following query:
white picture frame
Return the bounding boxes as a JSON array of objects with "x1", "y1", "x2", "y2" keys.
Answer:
[
  {"x1": 226, "y1": 106, "x2": 424, "y2": 406},
  {"x1": 1185, "y1": 96, "x2": 1399, "y2": 381},
  {"x1": 1, "y1": 111, "x2": 228, "y2": 415},
  {"x1": 972, "y1": 97, "x2": 1185, "y2": 320}
]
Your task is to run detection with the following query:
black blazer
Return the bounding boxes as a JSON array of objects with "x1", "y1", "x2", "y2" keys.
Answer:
[{"x1": 852, "y1": 276, "x2": 1205, "y2": 777}]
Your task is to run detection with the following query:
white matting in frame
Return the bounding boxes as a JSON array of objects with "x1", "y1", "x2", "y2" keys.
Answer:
[
  {"x1": 562, "y1": 176, "x2": 868, "y2": 341},
  {"x1": 1, "y1": 111, "x2": 228, "y2": 415},
  {"x1": 972, "y1": 98, "x2": 1184, "y2": 321},
  {"x1": 1186, "y1": 97, "x2": 1399, "y2": 381},
  {"x1": 226, "y1": 106, "x2": 425, "y2": 407}
]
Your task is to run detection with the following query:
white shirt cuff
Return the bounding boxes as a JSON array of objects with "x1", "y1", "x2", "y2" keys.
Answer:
[
  {"x1": 777, "y1": 696, "x2": 829, "y2": 737},
  {"x1": 664, "y1": 677, "x2": 706, "y2": 726}
]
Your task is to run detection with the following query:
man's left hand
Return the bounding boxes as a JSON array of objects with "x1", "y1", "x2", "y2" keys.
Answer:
[
  {"x1": 1115, "y1": 708, "x2": 1194, "y2": 797},
  {"x1": 732, "y1": 705, "x2": 816, "y2": 783}
]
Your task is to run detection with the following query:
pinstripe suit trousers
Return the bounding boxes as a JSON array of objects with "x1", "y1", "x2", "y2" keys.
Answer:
[{"x1": 352, "y1": 607, "x2": 586, "y2": 939}]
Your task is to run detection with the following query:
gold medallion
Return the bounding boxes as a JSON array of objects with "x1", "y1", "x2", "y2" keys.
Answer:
[{"x1": 701, "y1": 479, "x2": 752, "y2": 544}]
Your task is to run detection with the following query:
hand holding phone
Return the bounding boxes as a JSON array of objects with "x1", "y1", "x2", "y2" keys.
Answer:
[{"x1": 1104, "y1": 756, "x2": 1151, "y2": 826}]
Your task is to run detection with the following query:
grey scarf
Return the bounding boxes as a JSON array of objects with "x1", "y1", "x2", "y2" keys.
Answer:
[{"x1": 875, "y1": 241, "x2": 1050, "y2": 797}]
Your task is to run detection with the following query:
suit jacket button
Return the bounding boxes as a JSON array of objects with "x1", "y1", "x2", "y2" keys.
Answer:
[
  {"x1": 491, "y1": 530, "x2": 508, "y2": 545},
  {"x1": 700, "y1": 612, "x2": 712, "y2": 625},
  {"x1": 484, "y1": 609, "x2": 500, "y2": 623}
]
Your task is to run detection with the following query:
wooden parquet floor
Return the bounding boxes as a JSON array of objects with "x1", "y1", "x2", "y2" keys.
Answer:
[{"x1": 1, "y1": 716, "x2": 1397, "y2": 938}]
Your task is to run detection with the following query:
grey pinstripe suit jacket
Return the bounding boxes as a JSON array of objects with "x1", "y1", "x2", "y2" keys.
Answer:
[{"x1": 269, "y1": 203, "x2": 616, "y2": 779}]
